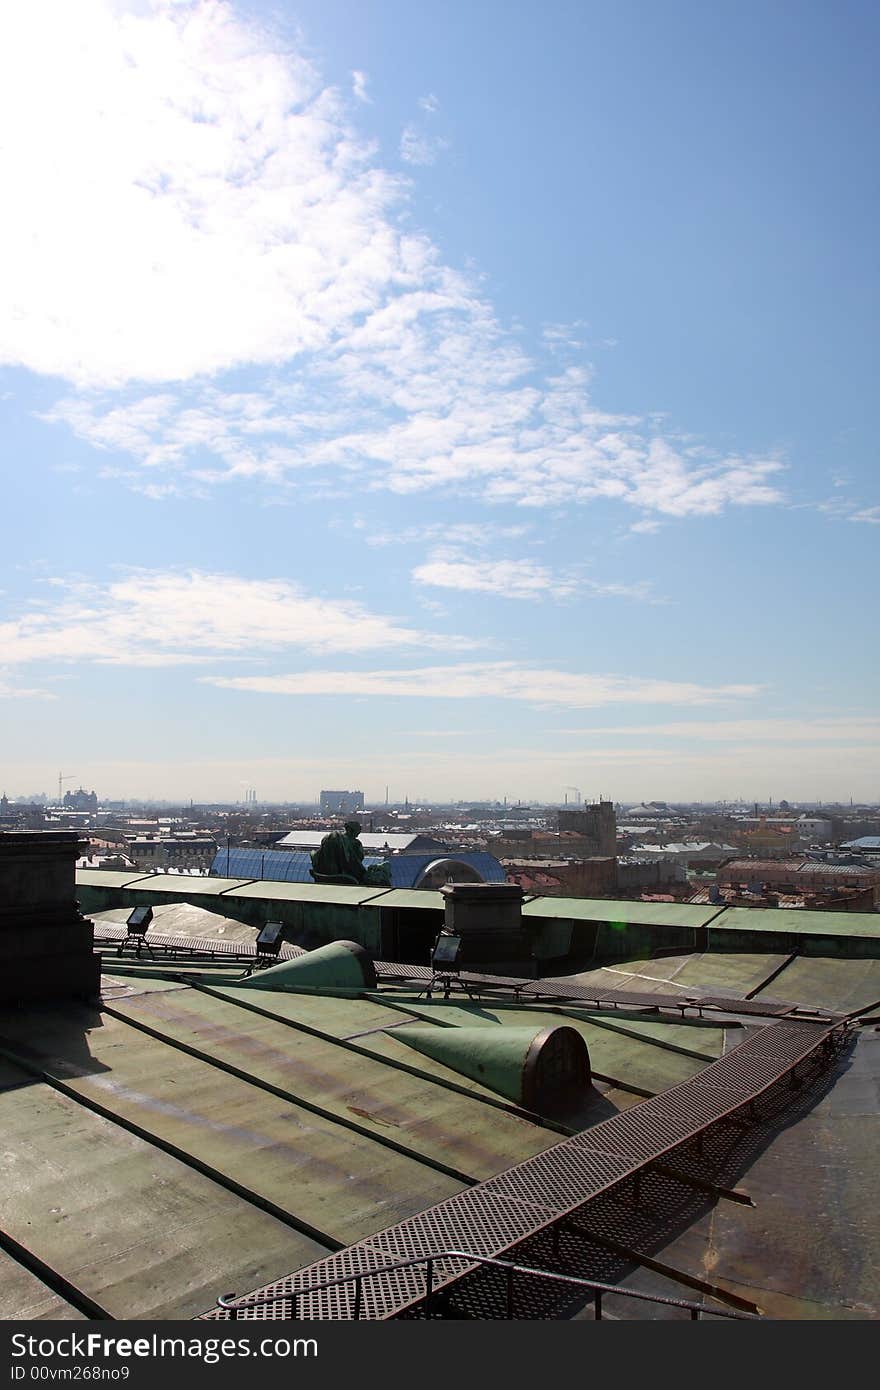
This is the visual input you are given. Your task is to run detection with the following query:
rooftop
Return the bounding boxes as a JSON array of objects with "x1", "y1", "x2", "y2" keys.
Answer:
[{"x1": 1, "y1": 850, "x2": 878, "y2": 1322}]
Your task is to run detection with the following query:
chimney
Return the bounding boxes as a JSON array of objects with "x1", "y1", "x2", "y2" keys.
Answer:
[
  {"x1": 439, "y1": 882, "x2": 532, "y2": 974},
  {"x1": 0, "y1": 831, "x2": 101, "y2": 1003}
]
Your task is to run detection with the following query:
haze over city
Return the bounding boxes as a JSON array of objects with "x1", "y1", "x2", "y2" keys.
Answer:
[{"x1": 1, "y1": 0, "x2": 877, "y2": 802}]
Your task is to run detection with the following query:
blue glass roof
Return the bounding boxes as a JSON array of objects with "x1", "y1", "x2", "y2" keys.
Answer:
[{"x1": 209, "y1": 846, "x2": 506, "y2": 887}]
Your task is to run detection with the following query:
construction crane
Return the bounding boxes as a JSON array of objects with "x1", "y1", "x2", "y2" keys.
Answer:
[{"x1": 58, "y1": 772, "x2": 76, "y2": 805}]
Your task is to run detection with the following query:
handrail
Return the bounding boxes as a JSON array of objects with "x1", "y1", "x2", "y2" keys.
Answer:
[{"x1": 215, "y1": 1249, "x2": 755, "y2": 1322}]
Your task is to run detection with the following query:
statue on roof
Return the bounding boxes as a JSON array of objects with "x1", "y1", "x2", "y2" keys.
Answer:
[{"x1": 310, "y1": 820, "x2": 392, "y2": 887}]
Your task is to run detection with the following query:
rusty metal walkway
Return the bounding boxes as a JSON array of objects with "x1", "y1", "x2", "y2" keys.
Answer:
[{"x1": 204, "y1": 1015, "x2": 847, "y2": 1321}]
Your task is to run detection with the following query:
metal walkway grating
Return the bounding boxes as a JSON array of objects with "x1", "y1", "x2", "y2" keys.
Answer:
[
  {"x1": 203, "y1": 1015, "x2": 846, "y2": 1321},
  {"x1": 375, "y1": 960, "x2": 818, "y2": 1019},
  {"x1": 93, "y1": 921, "x2": 306, "y2": 963}
]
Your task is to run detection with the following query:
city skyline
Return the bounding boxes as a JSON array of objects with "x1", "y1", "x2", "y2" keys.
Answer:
[{"x1": 1, "y1": 1, "x2": 878, "y2": 801}]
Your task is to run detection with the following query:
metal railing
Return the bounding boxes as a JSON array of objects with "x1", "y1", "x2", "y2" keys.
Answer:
[{"x1": 216, "y1": 1250, "x2": 755, "y2": 1322}]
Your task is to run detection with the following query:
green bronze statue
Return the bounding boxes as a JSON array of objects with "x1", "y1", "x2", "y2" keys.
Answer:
[{"x1": 310, "y1": 821, "x2": 392, "y2": 887}]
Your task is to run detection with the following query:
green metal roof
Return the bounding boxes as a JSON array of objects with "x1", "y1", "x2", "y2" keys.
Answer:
[
  {"x1": 365, "y1": 888, "x2": 445, "y2": 911},
  {"x1": 710, "y1": 906, "x2": 880, "y2": 939},
  {"x1": 75, "y1": 870, "x2": 156, "y2": 888},
  {"x1": 74, "y1": 872, "x2": 879, "y2": 939},
  {"x1": 121, "y1": 874, "x2": 254, "y2": 896},
  {"x1": 521, "y1": 897, "x2": 723, "y2": 928},
  {"x1": 752, "y1": 956, "x2": 880, "y2": 1012},
  {"x1": 224, "y1": 880, "x2": 389, "y2": 906}
]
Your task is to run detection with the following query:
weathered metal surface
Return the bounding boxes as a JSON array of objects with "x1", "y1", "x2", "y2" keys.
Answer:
[
  {"x1": 710, "y1": 906, "x2": 880, "y2": 941},
  {"x1": 119, "y1": 875, "x2": 257, "y2": 898},
  {"x1": 0, "y1": 1072, "x2": 326, "y2": 1318},
  {"x1": 208, "y1": 986, "x2": 408, "y2": 1037},
  {"x1": 366, "y1": 889, "x2": 444, "y2": 911},
  {"x1": 700, "y1": 1031, "x2": 880, "y2": 1319},
  {"x1": 520, "y1": 899, "x2": 723, "y2": 928},
  {"x1": 672, "y1": 952, "x2": 793, "y2": 996},
  {"x1": 753, "y1": 957, "x2": 880, "y2": 1014},
  {"x1": 201, "y1": 985, "x2": 542, "y2": 1110},
  {"x1": 204, "y1": 1017, "x2": 844, "y2": 1320},
  {"x1": 224, "y1": 881, "x2": 388, "y2": 906},
  {"x1": 0, "y1": 1249, "x2": 85, "y2": 1321},
  {"x1": 0, "y1": 1007, "x2": 464, "y2": 1247},
  {"x1": 570, "y1": 1013, "x2": 723, "y2": 1060},
  {"x1": 234, "y1": 939, "x2": 375, "y2": 991},
  {"x1": 590, "y1": 958, "x2": 696, "y2": 988},
  {"x1": 105, "y1": 986, "x2": 562, "y2": 1178},
  {"x1": 377, "y1": 998, "x2": 722, "y2": 1096},
  {"x1": 76, "y1": 871, "x2": 157, "y2": 889}
]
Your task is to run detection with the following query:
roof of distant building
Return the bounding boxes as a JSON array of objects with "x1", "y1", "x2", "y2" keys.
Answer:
[
  {"x1": 721, "y1": 858, "x2": 879, "y2": 879},
  {"x1": 276, "y1": 830, "x2": 448, "y2": 853}
]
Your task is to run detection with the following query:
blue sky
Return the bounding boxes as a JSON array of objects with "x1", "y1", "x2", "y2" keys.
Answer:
[{"x1": 0, "y1": 0, "x2": 877, "y2": 804}]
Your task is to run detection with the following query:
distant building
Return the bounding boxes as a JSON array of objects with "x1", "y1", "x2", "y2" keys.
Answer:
[
  {"x1": 717, "y1": 858, "x2": 880, "y2": 906},
  {"x1": 63, "y1": 787, "x2": 98, "y2": 812},
  {"x1": 319, "y1": 789, "x2": 364, "y2": 816},
  {"x1": 840, "y1": 837, "x2": 880, "y2": 857},
  {"x1": 634, "y1": 841, "x2": 737, "y2": 869},
  {"x1": 794, "y1": 816, "x2": 833, "y2": 843},
  {"x1": 126, "y1": 834, "x2": 217, "y2": 871},
  {"x1": 556, "y1": 800, "x2": 617, "y2": 856},
  {"x1": 732, "y1": 821, "x2": 798, "y2": 857},
  {"x1": 504, "y1": 857, "x2": 616, "y2": 898}
]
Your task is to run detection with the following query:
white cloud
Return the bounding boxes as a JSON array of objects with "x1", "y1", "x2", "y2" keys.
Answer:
[
  {"x1": 816, "y1": 495, "x2": 880, "y2": 525},
  {"x1": 410, "y1": 552, "x2": 661, "y2": 602},
  {"x1": 418, "y1": 93, "x2": 439, "y2": 114},
  {"x1": 0, "y1": 0, "x2": 405, "y2": 388},
  {"x1": 0, "y1": 569, "x2": 443, "y2": 669},
  {"x1": 365, "y1": 522, "x2": 531, "y2": 548},
  {"x1": 7, "y1": 1, "x2": 786, "y2": 523},
  {"x1": 399, "y1": 124, "x2": 449, "y2": 166},
  {"x1": 412, "y1": 556, "x2": 578, "y2": 599},
  {"x1": 352, "y1": 70, "x2": 370, "y2": 103},
  {"x1": 205, "y1": 661, "x2": 760, "y2": 708}
]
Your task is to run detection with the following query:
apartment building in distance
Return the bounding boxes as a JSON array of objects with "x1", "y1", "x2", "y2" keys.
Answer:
[
  {"x1": 319, "y1": 789, "x2": 365, "y2": 816},
  {"x1": 125, "y1": 833, "x2": 217, "y2": 872}
]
